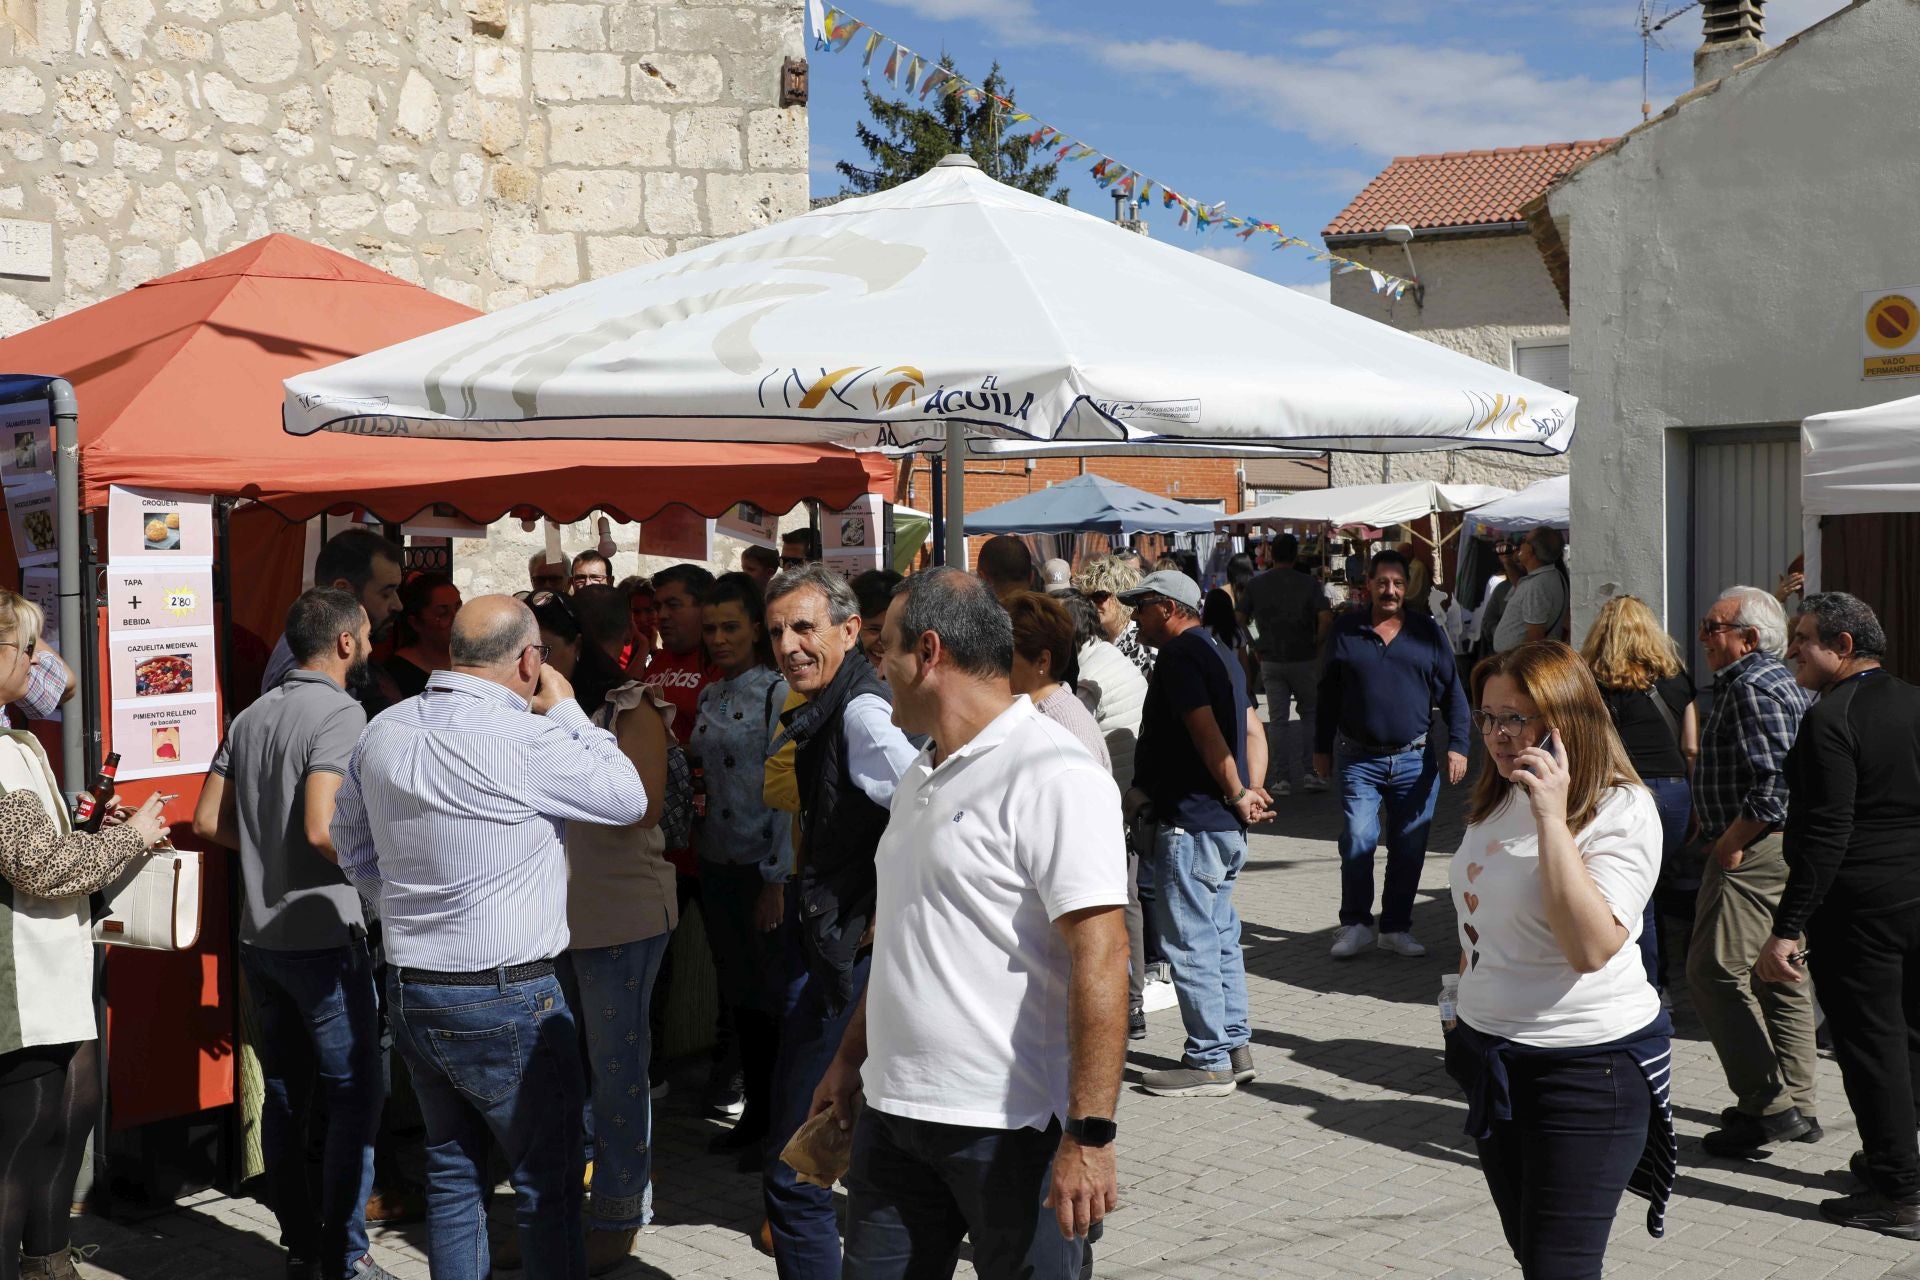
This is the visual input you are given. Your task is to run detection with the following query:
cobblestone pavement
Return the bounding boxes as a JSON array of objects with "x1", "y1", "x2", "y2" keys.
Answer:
[{"x1": 75, "y1": 783, "x2": 1920, "y2": 1279}]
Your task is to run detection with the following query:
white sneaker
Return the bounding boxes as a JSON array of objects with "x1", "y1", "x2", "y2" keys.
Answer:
[
  {"x1": 1329, "y1": 924, "x2": 1375, "y2": 958},
  {"x1": 1377, "y1": 931, "x2": 1427, "y2": 957},
  {"x1": 1271, "y1": 778, "x2": 1292, "y2": 797},
  {"x1": 1302, "y1": 775, "x2": 1329, "y2": 793}
]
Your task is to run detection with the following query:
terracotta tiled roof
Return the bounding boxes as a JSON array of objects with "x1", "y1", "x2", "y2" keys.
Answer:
[{"x1": 1323, "y1": 141, "x2": 1618, "y2": 239}]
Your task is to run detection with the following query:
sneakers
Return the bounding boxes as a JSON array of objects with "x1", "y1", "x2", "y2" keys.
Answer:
[
  {"x1": 1302, "y1": 775, "x2": 1329, "y2": 793},
  {"x1": 1701, "y1": 1106, "x2": 1814, "y2": 1157},
  {"x1": 1128, "y1": 1006, "x2": 1146, "y2": 1041},
  {"x1": 1140, "y1": 1065, "x2": 1236, "y2": 1097},
  {"x1": 1376, "y1": 931, "x2": 1427, "y2": 958},
  {"x1": 1229, "y1": 1045, "x2": 1256, "y2": 1083},
  {"x1": 586, "y1": 1226, "x2": 639, "y2": 1276},
  {"x1": 1819, "y1": 1189, "x2": 1920, "y2": 1240},
  {"x1": 350, "y1": 1258, "x2": 403, "y2": 1280},
  {"x1": 708, "y1": 1068, "x2": 746, "y2": 1118},
  {"x1": 1271, "y1": 778, "x2": 1292, "y2": 797},
  {"x1": 1329, "y1": 924, "x2": 1375, "y2": 958}
]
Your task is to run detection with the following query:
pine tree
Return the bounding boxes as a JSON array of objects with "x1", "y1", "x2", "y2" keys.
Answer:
[{"x1": 836, "y1": 57, "x2": 1068, "y2": 203}]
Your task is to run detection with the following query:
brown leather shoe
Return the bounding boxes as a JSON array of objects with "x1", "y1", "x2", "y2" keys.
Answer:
[
  {"x1": 585, "y1": 1226, "x2": 637, "y2": 1275},
  {"x1": 364, "y1": 1184, "x2": 426, "y2": 1226},
  {"x1": 751, "y1": 1218, "x2": 774, "y2": 1257}
]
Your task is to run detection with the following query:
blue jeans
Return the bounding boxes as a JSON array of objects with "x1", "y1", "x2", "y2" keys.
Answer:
[
  {"x1": 1464, "y1": 1046, "x2": 1653, "y2": 1279},
  {"x1": 765, "y1": 891, "x2": 871, "y2": 1280},
  {"x1": 1335, "y1": 744, "x2": 1441, "y2": 934},
  {"x1": 567, "y1": 935, "x2": 671, "y2": 1230},
  {"x1": 388, "y1": 970, "x2": 586, "y2": 1280},
  {"x1": 1640, "y1": 776, "x2": 1692, "y2": 990},
  {"x1": 1148, "y1": 825, "x2": 1251, "y2": 1072},
  {"x1": 842, "y1": 1111, "x2": 1082, "y2": 1280},
  {"x1": 240, "y1": 940, "x2": 384, "y2": 1280}
]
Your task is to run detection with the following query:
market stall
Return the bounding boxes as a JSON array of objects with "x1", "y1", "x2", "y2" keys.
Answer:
[
  {"x1": 963, "y1": 473, "x2": 1222, "y2": 567},
  {"x1": 0, "y1": 235, "x2": 891, "y2": 1198},
  {"x1": 1801, "y1": 393, "x2": 1920, "y2": 676},
  {"x1": 1464, "y1": 474, "x2": 1571, "y2": 535},
  {"x1": 283, "y1": 154, "x2": 1577, "y2": 566}
]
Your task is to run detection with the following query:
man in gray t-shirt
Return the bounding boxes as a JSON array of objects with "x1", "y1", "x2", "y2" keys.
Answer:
[
  {"x1": 1236, "y1": 536, "x2": 1334, "y2": 795},
  {"x1": 194, "y1": 589, "x2": 394, "y2": 1280},
  {"x1": 1491, "y1": 526, "x2": 1570, "y2": 652}
]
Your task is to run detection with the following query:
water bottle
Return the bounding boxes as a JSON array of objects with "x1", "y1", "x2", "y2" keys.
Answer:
[{"x1": 1439, "y1": 973, "x2": 1460, "y2": 1033}]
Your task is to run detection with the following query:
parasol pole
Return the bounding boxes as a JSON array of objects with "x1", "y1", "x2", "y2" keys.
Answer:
[
  {"x1": 943, "y1": 423, "x2": 966, "y2": 569},
  {"x1": 50, "y1": 378, "x2": 84, "y2": 801}
]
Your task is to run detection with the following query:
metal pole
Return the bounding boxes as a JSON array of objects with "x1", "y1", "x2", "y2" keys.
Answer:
[
  {"x1": 929, "y1": 458, "x2": 945, "y2": 565},
  {"x1": 50, "y1": 379, "x2": 84, "y2": 804},
  {"x1": 943, "y1": 426, "x2": 966, "y2": 569}
]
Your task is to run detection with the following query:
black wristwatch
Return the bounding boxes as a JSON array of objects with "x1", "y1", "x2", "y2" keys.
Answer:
[{"x1": 1064, "y1": 1116, "x2": 1117, "y2": 1147}]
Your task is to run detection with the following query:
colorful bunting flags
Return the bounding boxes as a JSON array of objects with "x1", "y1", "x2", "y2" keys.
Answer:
[{"x1": 810, "y1": 4, "x2": 1418, "y2": 299}]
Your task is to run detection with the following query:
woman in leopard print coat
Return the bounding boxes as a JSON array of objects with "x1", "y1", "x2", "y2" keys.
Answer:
[{"x1": 0, "y1": 591, "x2": 170, "y2": 1279}]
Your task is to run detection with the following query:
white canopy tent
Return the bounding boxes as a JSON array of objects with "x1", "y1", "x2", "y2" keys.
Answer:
[
  {"x1": 1800, "y1": 392, "x2": 1920, "y2": 594},
  {"x1": 1465, "y1": 474, "x2": 1571, "y2": 535},
  {"x1": 1223, "y1": 481, "x2": 1514, "y2": 533},
  {"x1": 285, "y1": 155, "x2": 1574, "y2": 564}
]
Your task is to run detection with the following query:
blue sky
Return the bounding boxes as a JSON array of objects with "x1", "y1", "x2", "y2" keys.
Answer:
[{"x1": 804, "y1": 0, "x2": 1851, "y2": 294}]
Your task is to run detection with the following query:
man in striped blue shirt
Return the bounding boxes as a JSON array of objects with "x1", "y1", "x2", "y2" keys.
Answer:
[{"x1": 333, "y1": 595, "x2": 648, "y2": 1280}]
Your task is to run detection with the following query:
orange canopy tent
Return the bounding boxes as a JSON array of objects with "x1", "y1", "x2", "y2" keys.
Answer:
[
  {"x1": 0, "y1": 234, "x2": 891, "y2": 526},
  {"x1": 0, "y1": 236, "x2": 890, "y2": 1142}
]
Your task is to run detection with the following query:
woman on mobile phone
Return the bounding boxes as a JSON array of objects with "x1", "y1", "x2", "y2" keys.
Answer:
[{"x1": 1446, "y1": 640, "x2": 1674, "y2": 1280}]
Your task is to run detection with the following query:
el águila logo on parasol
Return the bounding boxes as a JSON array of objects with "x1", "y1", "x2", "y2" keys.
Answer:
[{"x1": 1865, "y1": 294, "x2": 1919, "y2": 350}]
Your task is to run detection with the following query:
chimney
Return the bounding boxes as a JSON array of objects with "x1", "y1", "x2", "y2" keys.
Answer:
[{"x1": 1694, "y1": 0, "x2": 1767, "y2": 87}]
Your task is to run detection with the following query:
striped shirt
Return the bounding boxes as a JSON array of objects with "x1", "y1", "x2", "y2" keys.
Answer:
[{"x1": 332, "y1": 670, "x2": 647, "y2": 971}]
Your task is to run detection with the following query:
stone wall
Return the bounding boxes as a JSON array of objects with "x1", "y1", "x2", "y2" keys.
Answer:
[
  {"x1": 0, "y1": 0, "x2": 808, "y2": 332},
  {"x1": 1327, "y1": 234, "x2": 1571, "y2": 491}
]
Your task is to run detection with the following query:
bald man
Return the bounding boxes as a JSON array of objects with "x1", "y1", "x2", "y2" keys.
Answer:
[{"x1": 333, "y1": 595, "x2": 648, "y2": 1280}]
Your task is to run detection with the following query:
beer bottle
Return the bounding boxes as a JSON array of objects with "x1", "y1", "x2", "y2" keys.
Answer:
[{"x1": 73, "y1": 752, "x2": 121, "y2": 834}]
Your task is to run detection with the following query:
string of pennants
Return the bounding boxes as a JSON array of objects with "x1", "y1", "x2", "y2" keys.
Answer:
[{"x1": 806, "y1": 1, "x2": 1418, "y2": 300}]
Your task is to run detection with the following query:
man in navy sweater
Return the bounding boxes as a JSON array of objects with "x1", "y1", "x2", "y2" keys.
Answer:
[{"x1": 1314, "y1": 550, "x2": 1470, "y2": 959}]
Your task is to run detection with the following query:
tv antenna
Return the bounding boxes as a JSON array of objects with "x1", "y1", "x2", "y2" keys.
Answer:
[{"x1": 1640, "y1": 1, "x2": 1704, "y2": 119}]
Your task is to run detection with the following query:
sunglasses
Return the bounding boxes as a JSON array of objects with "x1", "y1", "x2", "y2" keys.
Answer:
[
  {"x1": 1083, "y1": 591, "x2": 1114, "y2": 606},
  {"x1": 1698, "y1": 620, "x2": 1751, "y2": 639}
]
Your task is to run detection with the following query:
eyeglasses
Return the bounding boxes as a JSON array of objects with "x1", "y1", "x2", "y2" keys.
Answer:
[
  {"x1": 1471, "y1": 710, "x2": 1544, "y2": 738},
  {"x1": 570, "y1": 572, "x2": 609, "y2": 587},
  {"x1": 523, "y1": 643, "x2": 551, "y2": 665},
  {"x1": 1698, "y1": 620, "x2": 1750, "y2": 639}
]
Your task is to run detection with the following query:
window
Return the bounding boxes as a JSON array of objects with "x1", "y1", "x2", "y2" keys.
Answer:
[{"x1": 1512, "y1": 339, "x2": 1572, "y2": 392}]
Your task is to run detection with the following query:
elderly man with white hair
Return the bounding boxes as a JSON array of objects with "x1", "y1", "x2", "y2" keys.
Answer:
[{"x1": 1689, "y1": 584, "x2": 1818, "y2": 1158}]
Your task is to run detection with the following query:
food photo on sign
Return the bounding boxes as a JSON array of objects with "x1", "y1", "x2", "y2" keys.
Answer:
[
  {"x1": 5, "y1": 475, "x2": 57, "y2": 567},
  {"x1": 105, "y1": 485, "x2": 214, "y2": 561},
  {"x1": 109, "y1": 628, "x2": 216, "y2": 702}
]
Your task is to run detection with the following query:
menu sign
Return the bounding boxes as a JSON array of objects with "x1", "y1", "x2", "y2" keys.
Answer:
[{"x1": 106, "y1": 486, "x2": 220, "y2": 780}]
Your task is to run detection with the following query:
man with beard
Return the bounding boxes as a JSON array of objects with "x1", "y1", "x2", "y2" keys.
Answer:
[
  {"x1": 195, "y1": 590, "x2": 399, "y2": 1280},
  {"x1": 263, "y1": 528, "x2": 406, "y2": 710},
  {"x1": 762, "y1": 564, "x2": 917, "y2": 1277}
]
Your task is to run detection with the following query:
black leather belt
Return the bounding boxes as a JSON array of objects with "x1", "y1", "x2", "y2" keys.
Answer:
[{"x1": 396, "y1": 959, "x2": 557, "y2": 986}]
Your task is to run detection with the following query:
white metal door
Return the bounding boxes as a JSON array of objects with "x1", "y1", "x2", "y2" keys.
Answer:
[{"x1": 1689, "y1": 430, "x2": 1802, "y2": 689}]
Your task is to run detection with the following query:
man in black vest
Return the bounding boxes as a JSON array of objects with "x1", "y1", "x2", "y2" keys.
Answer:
[{"x1": 763, "y1": 564, "x2": 918, "y2": 1278}]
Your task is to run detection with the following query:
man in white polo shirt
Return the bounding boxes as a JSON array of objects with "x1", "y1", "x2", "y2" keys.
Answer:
[{"x1": 812, "y1": 567, "x2": 1131, "y2": 1280}]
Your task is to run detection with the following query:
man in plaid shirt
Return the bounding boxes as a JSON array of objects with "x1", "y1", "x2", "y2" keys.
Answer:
[{"x1": 1688, "y1": 585, "x2": 1818, "y2": 1158}]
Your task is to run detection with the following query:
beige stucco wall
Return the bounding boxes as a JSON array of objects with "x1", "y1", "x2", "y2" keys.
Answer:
[
  {"x1": 0, "y1": 0, "x2": 808, "y2": 331},
  {"x1": 1327, "y1": 234, "x2": 1571, "y2": 489},
  {"x1": 1549, "y1": 0, "x2": 1918, "y2": 633}
]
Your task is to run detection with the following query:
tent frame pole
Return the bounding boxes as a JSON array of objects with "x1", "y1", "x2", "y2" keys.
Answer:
[{"x1": 51, "y1": 378, "x2": 84, "y2": 802}]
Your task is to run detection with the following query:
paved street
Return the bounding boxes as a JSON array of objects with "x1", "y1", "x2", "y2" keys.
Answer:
[{"x1": 74, "y1": 782, "x2": 1920, "y2": 1280}]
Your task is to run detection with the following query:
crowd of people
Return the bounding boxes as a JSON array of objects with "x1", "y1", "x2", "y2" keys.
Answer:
[{"x1": 0, "y1": 513, "x2": 1913, "y2": 1280}]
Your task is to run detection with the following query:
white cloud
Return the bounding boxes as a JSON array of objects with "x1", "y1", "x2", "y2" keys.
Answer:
[
  {"x1": 872, "y1": 0, "x2": 1037, "y2": 25},
  {"x1": 1286, "y1": 280, "x2": 1332, "y2": 302},
  {"x1": 1088, "y1": 37, "x2": 1645, "y2": 156},
  {"x1": 1191, "y1": 244, "x2": 1257, "y2": 271}
]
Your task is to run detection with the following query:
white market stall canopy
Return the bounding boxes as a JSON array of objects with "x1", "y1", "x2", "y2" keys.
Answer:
[
  {"x1": 1799, "y1": 393, "x2": 1920, "y2": 595},
  {"x1": 1466, "y1": 474, "x2": 1571, "y2": 535},
  {"x1": 1223, "y1": 480, "x2": 1514, "y2": 531},
  {"x1": 1802, "y1": 394, "x2": 1920, "y2": 518},
  {"x1": 283, "y1": 155, "x2": 1576, "y2": 458}
]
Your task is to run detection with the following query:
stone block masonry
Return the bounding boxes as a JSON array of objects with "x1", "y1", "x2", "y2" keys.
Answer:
[{"x1": 0, "y1": 0, "x2": 809, "y2": 334}]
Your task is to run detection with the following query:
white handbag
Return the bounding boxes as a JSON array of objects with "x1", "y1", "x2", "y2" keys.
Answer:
[{"x1": 93, "y1": 848, "x2": 203, "y2": 951}]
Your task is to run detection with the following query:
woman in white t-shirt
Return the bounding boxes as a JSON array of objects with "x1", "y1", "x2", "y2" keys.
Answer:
[{"x1": 1445, "y1": 640, "x2": 1675, "y2": 1280}]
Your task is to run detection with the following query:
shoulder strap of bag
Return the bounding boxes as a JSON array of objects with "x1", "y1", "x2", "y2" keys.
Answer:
[{"x1": 1642, "y1": 683, "x2": 1682, "y2": 745}]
